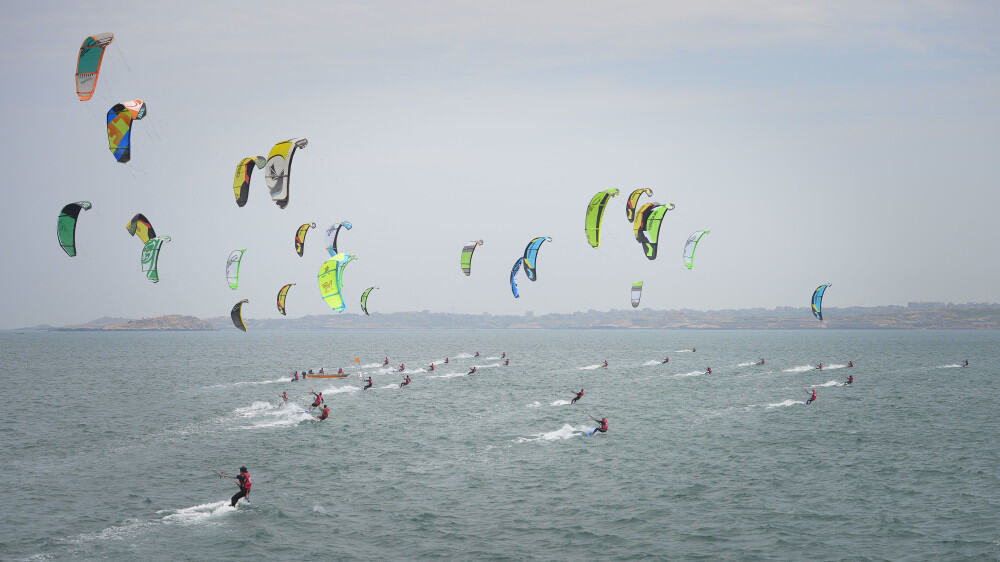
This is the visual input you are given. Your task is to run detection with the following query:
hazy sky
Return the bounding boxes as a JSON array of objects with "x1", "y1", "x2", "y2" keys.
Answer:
[{"x1": 2, "y1": 1, "x2": 998, "y2": 328}]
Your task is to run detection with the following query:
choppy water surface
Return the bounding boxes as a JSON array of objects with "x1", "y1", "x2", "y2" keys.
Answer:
[{"x1": 1, "y1": 329, "x2": 998, "y2": 560}]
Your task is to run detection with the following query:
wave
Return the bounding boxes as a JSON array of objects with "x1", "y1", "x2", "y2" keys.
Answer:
[
  {"x1": 783, "y1": 365, "x2": 816, "y2": 373},
  {"x1": 526, "y1": 401, "x2": 542, "y2": 408},
  {"x1": 550, "y1": 399, "x2": 571, "y2": 406},
  {"x1": 766, "y1": 399, "x2": 804, "y2": 409},
  {"x1": 675, "y1": 370, "x2": 706, "y2": 377},
  {"x1": 232, "y1": 400, "x2": 314, "y2": 429},
  {"x1": 643, "y1": 360, "x2": 661, "y2": 366},
  {"x1": 428, "y1": 372, "x2": 467, "y2": 379},
  {"x1": 578, "y1": 364, "x2": 605, "y2": 370},
  {"x1": 813, "y1": 380, "x2": 841, "y2": 387},
  {"x1": 936, "y1": 364, "x2": 962, "y2": 369},
  {"x1": 516, "y1": 424, "x2": 591, "y2": 443},
  {"x1": 159, "y1": 500, "x2": 235, "y2": 524}
]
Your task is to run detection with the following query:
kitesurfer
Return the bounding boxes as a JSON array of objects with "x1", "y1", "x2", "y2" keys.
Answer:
[
  {"x1": 363, "y1": 376, "x2": 373, "y2": 391},
  {"x1": 223, "y1": 466, "x2": 251, "y2": 507},
  {"x1": 384, "y1": 357, "x2": 389, "y2": 366},
  {"x1": 501, "y1": 352, "x2": 506, "y2": 359},
  {"x1": 444, "y1": 357, "x2": 449, "y2": 364},
  {"x1": 280, "y1": 391, "x2": 288, "y2": 403},
  {"x1": 504, "y1": 359, "x2": 510, "y2": 366},
  {"x1": 475, "y1": 352, "x2": 480, "y2": 357},
  {"x1": 705, "y1": 367, "x2": 712, "y2": 375},
  {"x1": 400, "y1": 375, "x2": 411, "y2": 388},
  {"x1": 602, "y1": 360, "x2": 608, "y2": 368},
  {"x1": 428, "y1": 363, "x2": 435, "y2": 371},
  {"x1": 467, "y1": 367, "x2": 477, "y2": 375},
  {"x1": 757, "y1": 358, "x2": 765, "y2": 366},
  {"x1": 571, "y1": 389, "x2": 584, "y2": 404},
  {"x1": 848, "y1": 361, "x2": 854, "y2": 368},
  {"x1": 310, "y1": 391, "x2": 324, "y2": 409},
  {"x1": 662, "y1": 357, "x2": 669, "y2": 364},
  {"x1": 806, "y1": 389, "x2": 817, "y2": 405},
  {"x1": 963, "y1": 359, "x2": 969, "y2": 368},
  {"x1": 844, "y1": 375, "x2": 853, "y2": 385},
  {"x1": 292, "y1": 371, "x2": 299, "y2": 382},
  {"x1": 398, "y1": 363, "x2": 406, "y2": 372},
  {"x1": 590, "y1": 417, "x2": 608, "y2": 435},
  {"x1": 315, "y1": 404, "x2": 330, "y2": 421},
  {"x1": 816, "y1": 363, "x2": 823, "y2": 371},
  {"x1": 692, "y1": 347, "x2": 696, "y2": 352}
]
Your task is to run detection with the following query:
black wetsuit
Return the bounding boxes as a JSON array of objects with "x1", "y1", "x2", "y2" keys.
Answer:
[
  {"x1": 231, "y1": 473, "x2": 250, "y2": 507},
  {"x1": 400, "y1": 377, "x2": 410, "y2": 388},
  {"x1": 571, "y1": 392, "x2": 583, "y2": 404},
  {"x1": 591, "y1": 420, "x2": 608, "y2": 434},
  {"x1": 363, "y1": 379, "x2": 373, "y2": 390}
]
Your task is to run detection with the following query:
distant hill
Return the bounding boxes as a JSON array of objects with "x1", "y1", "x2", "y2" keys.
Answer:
[
  {"x1": 28, "y1": 302, "x2": 1000, "y2": 331},
  {"x1": 53, "y1": 315, "x2": 215, "y2": 331}
]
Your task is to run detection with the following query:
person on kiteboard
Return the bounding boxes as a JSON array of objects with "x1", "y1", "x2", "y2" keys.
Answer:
[
  {"x1": 428, "y1": 363, "x2": 435, "y2": 371},
  {"x1": 757, "y1": 358, "x2": 765, "y2": 366},
  {"x1": 571, "y1": 389, "x2": 584, "y2": 404},
  {"x1": 602, "y1": 360, "x2": 608, "y2": 368},
  {"x1": 662, "y1": 357, "x2": 670, "y2": 364},
  {"x1": 398, "y1": 363, "x2": 405, "y2": 372},
  {"x1": 504, "y1": 359, "x2": 510, "y2": 366},
  {"x1": 705, "y1": 367, "x2": 712, "y2": 375},
  {"x1": 280, "y1": 391, "x2": 288, "y2": 403},
  {"x1": 363, "y1": 376, "x2": 373, "y2": 391},
  {"x1": 400, "y1": 375, "x2": 411, "y2": 388},
  {"x1": 467, "y1": 366, "x2": 477, "y2": 375},
  {"x1": 444, "y1": 357, "x2": 449, "y2": 364},
  {"x1": 590, "y1": 417, "x2": 608, "y2": 435},
  {"x1": 224, "y1": 466, "x2": 252, "y2": 507},
  {"x1": 310, "y1": 391, "x2": 323, "y2": 409},
  {"x1": 848, "y1": 361, "x2": 854, "y2": 368},
  {"x1": 816, "y1": 363, "x2": 823, "y2": 371},
  {"x1": 502, "y1": 352, "x2": 506, "y2": 359},
  {"x1": 475, "y1": 352, "x2": 480, "y2": 357},
  {"x1": 806, "y1": 389, "x2": 817, "y2": 405},
  {"x1": 316, "y1": 404, "x2": 330, "y2": 421},
  {"x1": 963, "y1": 359, "x2": 969, "y2": 367},
  {"x1": 292, "y1": 371, "x2": 299, "y2": 382},
  {"x1": 384, "y1": 357, "x2": 389, "y2": 366},
  {"x1": 844, "y1": 375, "x2": 853, "y2": 385}
]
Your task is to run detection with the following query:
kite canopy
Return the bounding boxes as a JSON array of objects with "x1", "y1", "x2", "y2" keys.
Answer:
[
  {"x1": 226, "y1": 249, "x2": 246, "y2": 290},
  {"x1": 276, "y1": 283, "x2": 295, "y2": 316},
  {"x1": 318, "y1": 253, "x2": 356, "y2": 312},
  {"x1": 264, "y1": 138, "x2": 308, "y2": 208},
  {"x1": 510, "y1": 257, "x2": 524, "y2": 299},
  {"x1": 233, "y1": 156, "x2": 265, "y2": 207},
  {"x1": 522, "y1": 236, "x2": 552, "y2": 282},
  {"x1": 76, "y1": 33, "x2": 113, "y2": 101},
  {"x1": 361, "y1": 286, "x2": 378, "y2": 316},
  {"x1": 635, "y1": 203, "x2": 675, "y2": 260},
  {"x1": 631, "y1": 281, "x2": 643, "y2": 308},
  {"x1": 294, "y1": 222, "x2": 316, "y2": 257},
  {"x1": 325, "y1": 222, "x2": 352, "y2": 256},
  {"x1": 585, "y1": 189, "x2": 619, "y2": 248},
  {"x1": 231, "y1": 299, "x2": 249, "y2": 332},
  {"x1": 57, "y1": 201, "x2": 92, "y2": 257},
  {"x1": 811, "y1": 283, "x2": 832, "y2": 321},
  {"x1": 141, "y1": 236, "x2": 170, "y2": 283},
  {"x1": 625, "y1": 188, "x2": 653, "y2": 223},
  {"x1": 125, "y1": 213, "x2": 156, "y2": 244},
  {"x1": 460, "y1": 240, "x2": 483, "y2": 276},
  {"x1": 106, "y1": 99, "x2": 146, "y2": 163},
  {"x1": 683, "y1": 230, "x2": 710, "y2": 270}
]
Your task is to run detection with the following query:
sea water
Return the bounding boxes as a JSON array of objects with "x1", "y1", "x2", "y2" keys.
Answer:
[{"x1": 0, "y1": 329, "x2": 998, "y2": 560}]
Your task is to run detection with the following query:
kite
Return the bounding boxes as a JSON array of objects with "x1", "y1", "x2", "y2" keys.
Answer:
[
  {"x1": 57, "y1": 201, "x2": 92, "y2": 257},
  {"x1": 361, "y1": 286, "x2": 378, "y2": 316},
  {"x1": 233, "y1": 156, "x2": 265, "y2": 207},
  {"x1": 585, "y1": 189, "x2": 619, "y2": 248},
  {"x1": 106, "y1": 99, "x2": 146, "y2": 163},
  {"x1": 811, "y1": 283, "x2": 832, "y2": 321},
  {"x1": 75, "y1": 32, "x2": 113, "y2": 101},
  {"x1": 318, "y1": 253, "x2": 356, "y2": 312},
  {"x1": 510, "y1": 257, "x2": 523, "y2": 299},
  {"x1": 125, "y1": 213, "x2": 156, "y2": 244},
  {"x1": 141, "y1": 236, "x2": 170, "y2": 283},
  {"x1": 295, "y1": 222, "x2": 316, "y2": 257},
  {"x1": 264, "y1": 138, "x2": 308, "y2": 208},
  {"x1": 231, "y1": 299, "x2": 249, "y2": 332},
  {"x1": 460, "y1": 240, "x2": 483, "y2": 276},
  {"x1": 226, "y1": 249, "x2": 246, "y2": 290},
  {"x1": 682, "y1": 230, "x2": 710, "y2": 270},
  {"x1": 522, "y1": 236, "x2": 552, "y2": 281},
  {"x1": 635, "y1": 203, "x2": 675, "y2": 260},
  {"x1": 631, "y1": 281, "x2": 643, "y2": 308},
  {"x1": 625, "y1": 188, "x2": 653, "y2": 222},
  {"x1": 276, "y1": 283, "x2": 295, "y2": 316},
  {"x1": 325, "y1": 222, "x2": 352, "y2": 256}
]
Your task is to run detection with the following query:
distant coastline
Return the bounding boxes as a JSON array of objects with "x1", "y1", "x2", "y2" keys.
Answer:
[{"x1": 19, "y1": 302, "x2": 1000, "y2": 331}]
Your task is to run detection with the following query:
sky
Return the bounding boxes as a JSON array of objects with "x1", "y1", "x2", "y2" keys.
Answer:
[{"x1": 1, "y1": 1, "x2": 999, "y2": 328}]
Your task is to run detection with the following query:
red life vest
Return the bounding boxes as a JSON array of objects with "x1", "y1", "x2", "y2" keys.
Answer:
[
  {"x1": 811, "y1": 391, "x2": 817, "y2": 399},
  {"x1": 320, "y1": 407, "x2": 329, "y2": 420},
  {"x1": 338, "y1": 368, "x2": 343, "y2": 374},
  {"x1": 239, "y1": 472, "x2": 252, "y2": 491},
  {"x1": 578, "y1": 391, "x2": 584, "y2": 398},
  {"x1": 601, "y1": 419, "x2": 608, "y2": 430}
]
